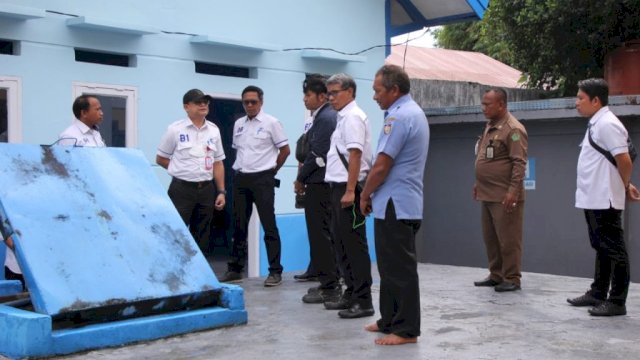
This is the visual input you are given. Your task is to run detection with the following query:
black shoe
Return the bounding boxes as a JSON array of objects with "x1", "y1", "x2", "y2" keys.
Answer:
[
  {"x1": 324, "y1": 296, "x2": 351, "y2": 310},
  {"x1": 494, "y1": 281, "x2": 521, "y2": 292},
  {"x1": 567, "y1": 292, "x2": 604, "y2": 307},
  {"x1": 338, "y1": 303, "x2": 375, "y2": 319},
  {"x1": 264, "y1": 273, "x2": 282, "y2": 287},
  {"x1": 220, "y1": 271, "x2": 243, "y2": 283},
  {"x1": 294, "y1": 272, "x2": 318, "y2": 282},
  {"x1": 589, "y1": 301, "x2": 626, "y2": 316},
  {"x1": 302, "y1": 287, "x2": 341, "y2": 304},
  {"x1": 474, "y1": 277, "x2": 501, "y2": 287},
  {"x1": 307, "y1": 286, "x2": 321, "y2": 294}
]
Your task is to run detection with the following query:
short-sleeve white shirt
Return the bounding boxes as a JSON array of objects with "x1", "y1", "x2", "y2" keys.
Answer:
[
  {"x1": 58, "y1": 119, "x2": 106, "y2": 147},
  {"x1": 576, "y1": 106, "x2": 629, "y2": 210},
  {"x1": 325, "y1": 100, "x2": 372, "y2": 182},
  {"x1": 157, "y1": 119, "x2": 225, "y2": 182},
  {"x1": 232, "y1": 111, "x2": 288, "y2": 173}
]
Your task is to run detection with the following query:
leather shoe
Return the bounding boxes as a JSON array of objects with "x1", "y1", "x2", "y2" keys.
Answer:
[
  {"x1": 294, "y1": 272, "x2": 318, "y2": 282},
  {"x1": 474, "y1": 277, "x2": 501, "y2": 287},
  {"x1": 589, "y1": 301, "x2": 626, "y2": 316},
  {"x1": 220, "y1": 271, "x2": 242, "y2": 283},
  {"x1": 302, "y1": 287, "x2": 341, "y2": 304},
  {"x1": 494, "y1": 281, "x2": 521, "y2": 292},
  {"x1": 324, "y1": 296, "x2": 350, "y2": 310},
  {"x1": 338, "y1": 303, "x2": 375, "y2": 319},
  {"x1": 307, "y1": 286, "x2": 321, "y2": 294},
  {"x1": 567, "y1": 292, "x2": 604, "y2": 307},
  {"x1": 264, "y1": 273, "x2": 282, "y2": 287}
]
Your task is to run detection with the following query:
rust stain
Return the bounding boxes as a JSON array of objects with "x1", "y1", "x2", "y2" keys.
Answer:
[
  {"x1": 41, "y1": 146, "x2": 70, "y2": 178},
  {"x1": 97, "y1": 210, "x2": 112, "y2": 221}
]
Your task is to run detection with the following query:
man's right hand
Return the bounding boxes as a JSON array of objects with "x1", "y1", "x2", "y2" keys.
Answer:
[
  {"x1": 293, "y1": 180, "x2": 305, "y2": 195},
  {"x1": 472, "y1": 184, "x2": 478, "y2": 200}
]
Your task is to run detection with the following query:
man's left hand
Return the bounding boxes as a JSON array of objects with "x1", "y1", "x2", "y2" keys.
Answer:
[
  {"x1": 627, "y1": 183, "x2": 640, "y2": 201},
  {"x1": 341, "y1": 190, "x2": 355, "y2": 208},
  {"x1": 501, "y1": 192, "x2": 518, "y2": 213},
  {"x1": 215, "y1": 194, "x2": 226, "y2": 210}
]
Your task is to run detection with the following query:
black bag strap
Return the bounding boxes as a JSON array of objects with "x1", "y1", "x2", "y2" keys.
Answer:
[
  {"x1": 336, "y1": 145, "x2": 349, "y2": 171},
  {"x1": 587, "y1": 127, "x2": 617, "y2": 166},
  {"x1": 335, "y1": 145, "x2": 363, "y2": 193}
]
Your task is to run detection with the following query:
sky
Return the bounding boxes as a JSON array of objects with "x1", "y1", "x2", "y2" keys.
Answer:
[{"x1": 390, "y1": 27, "x2": 440, "y2": 48}]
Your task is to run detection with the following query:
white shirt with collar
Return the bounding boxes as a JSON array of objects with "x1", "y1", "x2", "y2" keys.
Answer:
[
  {"x1": 58, "y1": 119, "x2": 106, "y2": 147},
  {"x1": 325, "y1": 100, "x2": 372, "y2": 183},
  {"x1": 232, "y1": 110, "x2": 288, "y2": 173},
  {"x1": 576, "y1": 106, "x2": 629, "y2": 210},
  {"x1": 157, "y1": 118, "x2": 225, "y2": 182}
]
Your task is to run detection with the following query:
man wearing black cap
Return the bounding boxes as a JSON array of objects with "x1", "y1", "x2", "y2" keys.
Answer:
[{"x1": 156, "y1": 89, "x2": 227, "y2": 252}]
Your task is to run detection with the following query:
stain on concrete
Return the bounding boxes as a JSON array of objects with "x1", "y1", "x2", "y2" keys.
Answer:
[
  {"x1": 41, "y1": 146, "x2": 70, "y2": 178},
  {"x1": 434, "y1": 326, "x2": 463, "y2": 334},
  {"x1": 54, "y1": 214, "x2": 70, "y2": 221},
  {"x1": 440, "y1": 311, "x2": 485, "y2": 320},
  {"x1": 97, "y1": 210, "x2": 112, "y2": 221},
  {"x1": 163, "y1": 272, "x2": 182, "y2": 292}
]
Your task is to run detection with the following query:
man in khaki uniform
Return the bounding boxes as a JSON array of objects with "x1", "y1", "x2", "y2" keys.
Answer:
[{"x1": 473, "y1": 88, "x2": 528, "y2": 292}]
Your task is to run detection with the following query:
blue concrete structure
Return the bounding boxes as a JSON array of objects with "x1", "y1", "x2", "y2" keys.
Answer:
[{"x1": 0, "y1": 143, "x2": 246, "y2": 358}]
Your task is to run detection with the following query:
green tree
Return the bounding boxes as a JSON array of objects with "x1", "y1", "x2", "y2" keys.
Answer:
[{"x1": 434, "y1": 0, "x2": 640, "y2": 95}]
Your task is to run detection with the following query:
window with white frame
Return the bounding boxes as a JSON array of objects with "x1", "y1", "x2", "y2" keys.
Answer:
[
  {"x1": 0, "y1": 76, "x2": 22, "y2": 143},
  {"x1": 72, "y1": 83, "x2": 137, "y2": 147}
]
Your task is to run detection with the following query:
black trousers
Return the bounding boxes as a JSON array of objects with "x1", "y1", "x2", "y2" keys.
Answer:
[
  {"x1": 229, "y1": 170, "x2": 282, "y2": 274},
  {"x1": 584, "y1": 209, "x2": 630, "y2": 305},
  {"x1": 329, "y1": 183, "x2": 372, "y2": 306},
  {"x1": 168, "y1": 178, "x2": 215, "y2": 253},
  {"x1": 305, "y1": 183, "x2": 339, "y2": 289},
  {"x1": 375, "y1": 199, "x2": 421, "y2": 338}
]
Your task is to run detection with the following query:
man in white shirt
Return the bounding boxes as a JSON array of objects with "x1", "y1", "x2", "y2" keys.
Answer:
[
  {"x1": 58, "y1": 95, "x2": 106, "y2": 147},
  {"x1": 323, "y1": 73, "x2": 374, "y2": 319},
  {"x1": 156, "y1": 89, "x2": 226, "y2": 255},
  {"x1": 221, "y1": 86, "x2": 290, "y2": 287},
  {"x1": 568, "y1": 78, "x2": 640, "y2": 316}
]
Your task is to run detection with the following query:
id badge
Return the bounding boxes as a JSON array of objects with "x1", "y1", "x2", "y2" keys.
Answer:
[
  {"x1": 486, "y1": 140, "x2": 494, "y2": 159},
  {"x1": 205, "y1": 156, "x2": 213, "y2": 170}
]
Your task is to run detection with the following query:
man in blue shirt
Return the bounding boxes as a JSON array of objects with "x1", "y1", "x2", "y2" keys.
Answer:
[{"x1": 360, "y1": 65, "x2": 429, "y2": 345}]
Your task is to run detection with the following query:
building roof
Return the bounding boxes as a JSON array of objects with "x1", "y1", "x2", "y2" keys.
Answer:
[
  {"x1": 386, "y1": 0, "x2": 488, "y2": 38},
  {"x1": 386, "y1": 45, "x2": 523, "y2": 88}
]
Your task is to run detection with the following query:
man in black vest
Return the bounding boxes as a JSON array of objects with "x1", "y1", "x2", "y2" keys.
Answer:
[{"x1": 294, "y1": 74, "x2": 342, "y2": 304}]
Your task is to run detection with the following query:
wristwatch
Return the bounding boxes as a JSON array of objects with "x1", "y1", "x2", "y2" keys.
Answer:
[{"x1": 217, "y1": 189, "x2": 227, "y2": 195}]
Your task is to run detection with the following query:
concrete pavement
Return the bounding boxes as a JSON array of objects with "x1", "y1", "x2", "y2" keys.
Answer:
[{"x1": 6, "y1": 264, "x2": 640, "y2": 359}]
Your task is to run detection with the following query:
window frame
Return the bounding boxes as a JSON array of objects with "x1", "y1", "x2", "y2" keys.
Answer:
[{"x1": 72, "y1": 82, "x2": 138, "y2": 147}]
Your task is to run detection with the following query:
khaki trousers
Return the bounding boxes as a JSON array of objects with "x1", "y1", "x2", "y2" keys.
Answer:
[{"x1": 481, "y1": 201, "x2": 524, "y2": 285}]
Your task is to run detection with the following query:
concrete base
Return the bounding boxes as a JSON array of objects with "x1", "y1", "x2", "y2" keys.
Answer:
[
  {"x1": 0, "y1": 284, "x2": 246, "y2": 359},
  {"x1": 44, "y1": 263, "x2": 640, "y2": 360}
]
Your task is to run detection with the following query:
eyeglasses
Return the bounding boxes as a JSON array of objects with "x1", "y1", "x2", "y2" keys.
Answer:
[
  {"x1": 327, "y1": 89, "x2": 346, "y2": 98},
  {"x1": 243, "y1": 99, "x2": 259, "y2": 106},
  {"x1": 192, "y1": 100, "x2": 209, "y2": 106}
]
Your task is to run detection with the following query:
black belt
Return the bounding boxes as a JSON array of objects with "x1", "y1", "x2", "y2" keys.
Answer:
[
  {"x1": 327, "y1": 182, "x2": 347, "y2": 188},
  {"x1": 172, "y1": 177, "x2": 212, "y2": 188},
  {"x1": 235, "y1": 169, "x2": 276, "y2": 177}
]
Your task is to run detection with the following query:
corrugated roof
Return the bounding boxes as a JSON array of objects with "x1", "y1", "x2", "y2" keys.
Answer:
[{"x1": 386, "y1": 46, "x2": 523, "y2": 88}]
